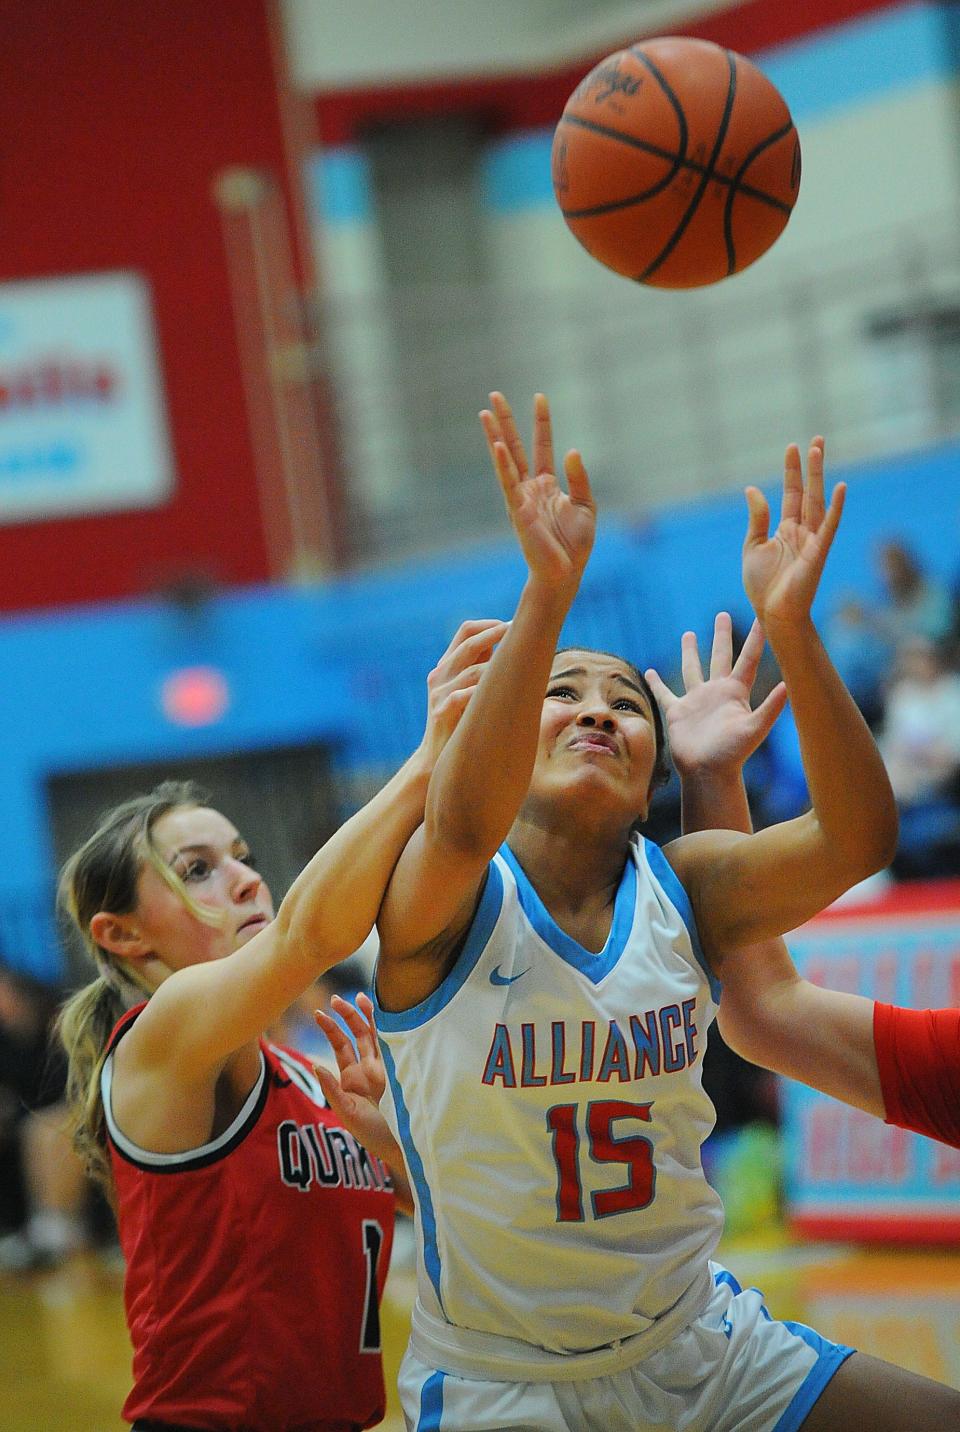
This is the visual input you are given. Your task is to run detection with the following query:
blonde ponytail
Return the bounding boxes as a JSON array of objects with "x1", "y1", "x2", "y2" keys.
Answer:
[
  {"x1": 55, "y1": 780, "x2": 211, "y2": 1194},
  {"x1": 56, "y1": 975, "x2": 130, "y2": 1194}
]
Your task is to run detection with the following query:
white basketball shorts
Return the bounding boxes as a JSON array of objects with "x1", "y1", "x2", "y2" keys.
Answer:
[{"x1": 399, "y1": 1262, "x2": 854, "y2": 1432}]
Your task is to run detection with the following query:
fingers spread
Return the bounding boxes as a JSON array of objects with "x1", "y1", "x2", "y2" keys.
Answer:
[
  {"x1": 479, "y1": 409, "x2": 502, "y2": 466},
  {"x1": 802, "y1": 435, "x2": 826, "y2": 531},
  {"x1": 731, "y1": 618, "x2": 765, "y2": 691},
  {"x1": 492, "y1": 440, "x2": 522, "y2": 508},
  {"x1": 563, "y1": 449, "x2": 594, "y2": 507},
  {"x1": 780, "y1": 443, "x2": 803, "y2": 526},
  {"x1": 708, "y1": 612, "x2": 733, "y2": 681},
  {"x1": 644, "y1": 667, "x2": 676, "y2": 710},
  {"x1": 680, "y1": 630, "x2": 704, "y2": 690},
  {"x1": 750, "y1": 681, "x2": 788, "y2": 742},
  {"x1": 329, "y1": 994, "x2": 376, "y2": 1056},
  {"x1": 822, "y1": 479, "x2": 845, "y2": 543},
  {"x1": 435, "y1": 621, "x2": 508, "y2": 679},
  {"x1": 489, "y1": 392, "x2": 529, "y2": 478},
  {"x1": 743, "y1": 486, "x2": 770, "y2": 546},
  {"x1": 314, "y1": 1008, "x2": 357, "y2": 1072},
  {"x1": 355, "y1": 991, "x2": 379, "y2": 1043},
  {"x1": 802, "y1": 480, "x2": 845, "y2": 578},
  {"x1": 532, "y1": 392, "x2": 555, "y2": 477},
  {"x1": 314, "y1": 1063, "x2": 349, "y2": 1115}
]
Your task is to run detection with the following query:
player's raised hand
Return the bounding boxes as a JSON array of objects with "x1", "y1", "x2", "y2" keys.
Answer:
[
  {"x1": 315, "y1": 990, "x2": 386, "y2": 1111},
  {"x1": 645, "y1": 612, "x2": 787, "y2": 779},
  {"x1": 313, "y1": 993, "x2": 396, "y2": 1160},
  {"x1": 420, "y1": 618, "x2": 509, "y2": 768},
  {"x1": 742, "y1": 437, "x2": 845, "y2": 629},
  {"x1": 480, "y1": 392, "x2": 595, "y2": 591}
]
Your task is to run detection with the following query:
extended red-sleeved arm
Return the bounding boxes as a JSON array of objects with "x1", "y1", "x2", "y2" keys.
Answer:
[{"x1": 874, "y1": 1002, "x2": 960, "y2": 1149}]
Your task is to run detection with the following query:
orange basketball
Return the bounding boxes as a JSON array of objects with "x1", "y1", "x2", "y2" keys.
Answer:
[{"x1": 551, "y1": 36, "x2": 801, "y2": 289}]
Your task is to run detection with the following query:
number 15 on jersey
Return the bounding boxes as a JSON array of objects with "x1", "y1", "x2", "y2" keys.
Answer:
[{"x1": 547, "y1": 1099, "x2": 656, "y2": 1222}]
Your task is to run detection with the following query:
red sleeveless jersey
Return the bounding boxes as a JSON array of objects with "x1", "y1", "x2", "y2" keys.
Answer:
[
  {"x1": 874, "y1": 1001, "x2": 960, "y2": 1150},
  {"x1": 103, "y1": 1004, "x2": 395, "y2": 1431}
]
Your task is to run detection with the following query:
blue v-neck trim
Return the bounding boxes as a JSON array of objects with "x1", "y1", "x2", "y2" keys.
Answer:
[{"x1": 498, "y1": 842, "x2": 637, "y2": 984}]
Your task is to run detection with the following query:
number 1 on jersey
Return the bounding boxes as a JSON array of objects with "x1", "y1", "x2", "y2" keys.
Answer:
[
  {"x1": 359, "y1": 1219, "x2": 384, "y2": 1352},
  {"x1": 547, "y1": 1099, "x2": 655, "y2": 1222}
]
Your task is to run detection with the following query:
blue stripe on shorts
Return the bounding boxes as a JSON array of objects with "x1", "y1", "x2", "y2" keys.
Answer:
[
  {"x1": 772, "y1": 1322, "x2": 855, "y2": 1432},
  {"x1": 417, "y1": 1369, "x2": 446, "y2": 1430}
]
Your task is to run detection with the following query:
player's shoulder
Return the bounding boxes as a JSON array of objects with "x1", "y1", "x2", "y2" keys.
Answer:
[{"x1": 657, "y1": 828, "x2": 743, "y2": 887}]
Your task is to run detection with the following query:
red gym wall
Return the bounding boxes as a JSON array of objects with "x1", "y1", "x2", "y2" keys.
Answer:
[
  {"x1": 0, "y1": 0, "x2": 310, "y2": 614},
  {"x1": 0, "y1": 0, "x2": 900, "y2": 616}
]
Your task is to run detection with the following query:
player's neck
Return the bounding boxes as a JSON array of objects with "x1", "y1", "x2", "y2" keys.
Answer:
[{"x1": 506, "y1": 817, "x2": 631, "y2": 916}]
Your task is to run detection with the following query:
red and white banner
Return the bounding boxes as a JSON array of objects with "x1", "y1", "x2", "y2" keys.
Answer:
[
  {"x1": 0, "y1": 272, "x2": 174, "y2": 523},
  {"x1": 783, "y1": 880, "x2": 960, "y2": 1243}
]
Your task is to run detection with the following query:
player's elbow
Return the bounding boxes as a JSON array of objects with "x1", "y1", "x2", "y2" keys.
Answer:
[
  {"x1": 872, "y1": 802, "x2": 900, "y2": 872},
  {"x1": 274, "y1": 900, "x2": 360, "y2": 976},
  {"x1": 831, "y1": 801, "x2": 899, "y2": 886}
]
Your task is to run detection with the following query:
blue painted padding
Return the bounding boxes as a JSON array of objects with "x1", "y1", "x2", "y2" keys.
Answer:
[
  {"x1": 4, "y1": 436, "x2": 960, "y2": 981},
  {"x1": 761, "y1": 2, "x2": 951, "y2": 123},
  {"x1": 481, "y1": 128, "x2": 556, "y2": 214},
  {"x1": 307, "y1": 146, "x2": 372, "y2": 225}
]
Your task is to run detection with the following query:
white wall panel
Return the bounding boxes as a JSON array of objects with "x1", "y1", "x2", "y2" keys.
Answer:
[{"x1": 282, "y1": 0, "x2": 734, "y2": 89}]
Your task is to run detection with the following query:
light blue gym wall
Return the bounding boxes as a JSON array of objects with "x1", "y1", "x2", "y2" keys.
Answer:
[{"x1": 4, "y1": 437, "x2": 958, "y2": 981}]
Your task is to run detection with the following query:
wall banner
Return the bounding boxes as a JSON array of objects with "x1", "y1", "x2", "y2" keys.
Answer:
[
  {"x1": 782, "y1": 880, "x2": 960, "y2": 1242},
  {"x1": 0, "y1": 271, "x2": 174, "y2": 522}
]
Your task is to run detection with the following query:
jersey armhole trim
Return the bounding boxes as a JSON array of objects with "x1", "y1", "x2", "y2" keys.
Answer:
[
  {"x1": 101, "y1": 1047, "x2": 270, "y2": 1173},
  {"x1": 374, "y1": 861, "x2": 505, "y2": 1032},
  {"x1": 642, "y1": 838, "x2": 722, "y2": 1004}
]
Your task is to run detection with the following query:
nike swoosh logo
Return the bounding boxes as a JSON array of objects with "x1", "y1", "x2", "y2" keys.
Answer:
[{"x1": 490, "y1": 965, "x2": 530, "y2": 986}]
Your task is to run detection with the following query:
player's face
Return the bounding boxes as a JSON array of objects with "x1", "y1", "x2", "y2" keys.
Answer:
[
  {"x1": 131, "y1": 806, "x2": 275, "y2": 971},
  {"x1": 529, "y1": 651, "x2": 659, "y2": 818}
]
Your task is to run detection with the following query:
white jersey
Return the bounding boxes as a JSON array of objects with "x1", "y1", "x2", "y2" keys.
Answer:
[{"x1": 374, "y1": 835, "x2": 724, "y2": 1361}]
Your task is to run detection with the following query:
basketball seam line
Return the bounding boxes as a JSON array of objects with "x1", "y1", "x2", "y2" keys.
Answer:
[
  {"x1": 558, "y1": 115, "x2": 792, "y2": 219},
  {"x1": 636, "y1": 47, "x2": 740, "y2": 282},
  {"x1": 628, "y1": 44, "x2": 690, "y2": 163},
  {"x1": 559, "y1": 45, "x2": 692, "y2": 211},
  {"x1": 723, "y1": 118, "x2": 796, "y2": 273}
]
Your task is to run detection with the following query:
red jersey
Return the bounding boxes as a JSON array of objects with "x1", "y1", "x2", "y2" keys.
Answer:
[
  {"x1": 874, "y1": 1001, "x2": 960, "y2": 1150},
  {"x1": 103, "y1": 1005, "x2": 395, "y2": 1431}
]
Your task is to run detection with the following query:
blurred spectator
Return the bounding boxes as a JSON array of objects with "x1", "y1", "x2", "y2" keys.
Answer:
[
  {"x1": 0, "y1": 964, "x2": 88, "y2": 1271},
  {"x1": 876, "y1": 540, "x2": 952, "y2": 648},
  {"x1": 878, "y1": 636, "x2": 960, "y2": 878},
  {"x1": 822, "y1": 593, "x2": 893, "y2": 729}
]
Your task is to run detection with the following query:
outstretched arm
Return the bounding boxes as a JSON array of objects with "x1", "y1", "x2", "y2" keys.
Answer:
[
  {"x1": 661, "y1": 439, "x2": 898, "y2": 953},
  {"x1": 654, "y1": 612, "x2": 883, "y2": 1117},
  {"x1": 133, "y1": 620, "x2": 507, "y2": 1080},
  {"x1": 376, "y1": 392, "x2": 596, "y2": 1009}
]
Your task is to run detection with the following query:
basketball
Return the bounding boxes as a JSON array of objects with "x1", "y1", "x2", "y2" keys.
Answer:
[{"x1": 551, "y1": 36, "x2": 801, "y2": 288}]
